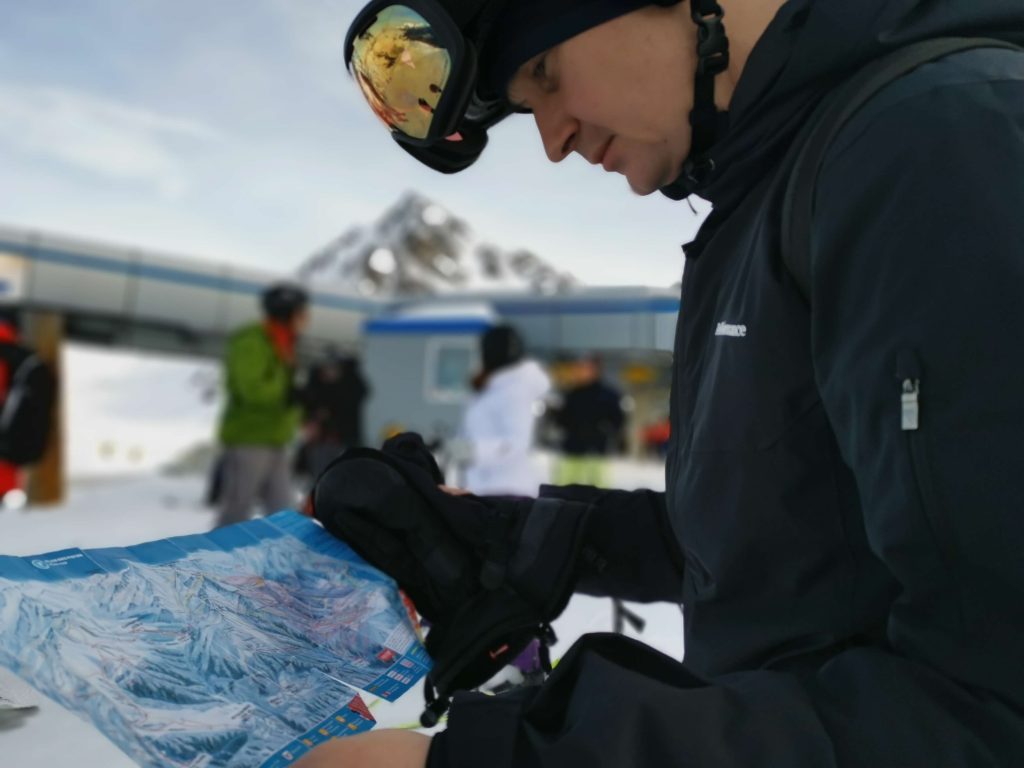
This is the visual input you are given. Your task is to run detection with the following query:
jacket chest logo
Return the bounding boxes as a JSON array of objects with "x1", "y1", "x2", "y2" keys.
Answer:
[{"x1": 715, "y1": 322, "x2": 748, "y2": 338}]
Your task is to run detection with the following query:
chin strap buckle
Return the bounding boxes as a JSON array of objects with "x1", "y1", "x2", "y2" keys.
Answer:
[
  {"x1": 682, "y1": 156, "x2": 717, "y2": 187},
  {"x1": 694, "y1": 2, "x2": 730, "y2": 76}
]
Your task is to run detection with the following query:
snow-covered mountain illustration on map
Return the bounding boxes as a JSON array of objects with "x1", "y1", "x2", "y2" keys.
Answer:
[{"x1": 0, "y1": 511, "x2": 430, "y2": 767}]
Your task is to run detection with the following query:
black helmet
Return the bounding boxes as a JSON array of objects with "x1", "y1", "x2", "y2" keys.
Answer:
[
  {"x1": 481, "y1": 324, "x2": 524, "y2": 372},
  {"x1": 261, "y1": 282, "x2": 309, "y2": 322}
]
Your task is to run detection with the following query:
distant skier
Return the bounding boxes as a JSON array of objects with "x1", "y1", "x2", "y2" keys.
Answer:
[
  {"x1": 296, "y1": 352, "x2": 371, "y2": 483},
  {"x1": 0, "y1": 313, "x2": 26, "y2": 503},
  {"x1": 457, "y1": 325, "x2": 550, "y2": 497},
  {"x1": 0, "y1": 310, "x2": 56, "y2": 507},
  {"x1": 214, "y1": 284, "x2": 308, "y2": 528},
  {"x1": 553, "y1": 355, "x2": 625, "y2": 488}
]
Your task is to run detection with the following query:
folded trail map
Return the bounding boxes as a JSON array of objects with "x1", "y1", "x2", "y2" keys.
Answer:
[{"x1": 0, "y1": 511, "x2": 430, "y2": 767}]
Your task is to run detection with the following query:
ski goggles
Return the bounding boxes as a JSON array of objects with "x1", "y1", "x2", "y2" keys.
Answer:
[{"x1": 344, "y1": 0, "x2": 513, "y2": 173}]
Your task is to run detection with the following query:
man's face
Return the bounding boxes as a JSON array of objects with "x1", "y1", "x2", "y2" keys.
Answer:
[{"x1": 506, "y1": 7, "x2": 695, "y2": 195}]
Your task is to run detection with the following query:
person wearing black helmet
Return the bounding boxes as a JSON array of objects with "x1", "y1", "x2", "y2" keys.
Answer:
[
  {"x1": 303, "y1": 0, "x2": 1024, "y2": 766},
  {"x1": 214, "y1": 282, "x2": 310, "y2": 528}
]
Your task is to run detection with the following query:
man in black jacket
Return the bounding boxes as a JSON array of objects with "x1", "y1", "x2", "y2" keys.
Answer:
[
  {"x1": 300, "y1": 1, "x2": 1024, "y2": 766},
  {"x1": 554, "y1": 356, "x2": 625, "y2": 487},
  {"x1": 297, "y1": 353, "x2": 371, "y2": 482}
]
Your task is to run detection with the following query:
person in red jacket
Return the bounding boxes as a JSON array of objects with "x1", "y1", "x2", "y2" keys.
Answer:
[{"x1": 0, "y1": 313, "x2": 24, "y2": 505}]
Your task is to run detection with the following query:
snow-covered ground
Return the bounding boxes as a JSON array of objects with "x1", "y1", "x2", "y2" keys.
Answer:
[{"x1": 2, "y1": 460, "x2": 680, "y2": 767}]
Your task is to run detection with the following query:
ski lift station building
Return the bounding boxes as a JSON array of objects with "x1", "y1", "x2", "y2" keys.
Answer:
[{"x1": 0, "y1": 225, "x2": 679, "y2": 445}]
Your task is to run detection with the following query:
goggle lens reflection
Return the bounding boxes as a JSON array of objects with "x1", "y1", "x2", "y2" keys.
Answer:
[{"x1": 350, "y1": 6, "x2": 453, "y2": 140}]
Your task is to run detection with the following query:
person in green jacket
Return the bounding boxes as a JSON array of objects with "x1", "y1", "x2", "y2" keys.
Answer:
[{"x1": 215, "y1": 283, "x2": 309, "y2": 528}]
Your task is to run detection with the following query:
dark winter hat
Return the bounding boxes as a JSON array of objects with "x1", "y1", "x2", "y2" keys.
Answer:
[
  {"x1": 481, "y1": 324, "x2": 524, "y2": 373},
  {"x1": 261, "y1": 282, "x2": 309, "y2": 322},
  {"x1": 481, "y1": 0, "x2": 654, "y2": 97}
]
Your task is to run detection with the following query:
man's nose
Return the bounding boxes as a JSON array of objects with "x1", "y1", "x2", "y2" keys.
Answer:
[{"x1": 534, "y1": 107, "x2": 577, "y2": 163}]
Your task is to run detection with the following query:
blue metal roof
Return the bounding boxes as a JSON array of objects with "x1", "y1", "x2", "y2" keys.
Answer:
[{"x1": 364, "y1": 317, "x2": 493, "y2": 335}]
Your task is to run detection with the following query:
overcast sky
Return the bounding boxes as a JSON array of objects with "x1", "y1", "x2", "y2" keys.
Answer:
[
  {"x1": 2, "y1": 1, "x2": 712, "y2": 476},
  {"x1": 0, "y1": 0, "x2": 706, "y2": 288}
]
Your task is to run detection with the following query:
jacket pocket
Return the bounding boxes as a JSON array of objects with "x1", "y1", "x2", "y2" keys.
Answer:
[{"x1": 896, "y1": 349, "x2": 965, "y2": 634}]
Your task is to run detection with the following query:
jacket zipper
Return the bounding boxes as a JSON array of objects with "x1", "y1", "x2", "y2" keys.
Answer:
[{"x1": 896, "y1": 350, "x2": 965, "y2": 633}]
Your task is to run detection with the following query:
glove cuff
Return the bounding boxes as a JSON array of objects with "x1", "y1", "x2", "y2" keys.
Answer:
[{"x1": 506, "y1": 497, "x2": 591, "y2": 620}]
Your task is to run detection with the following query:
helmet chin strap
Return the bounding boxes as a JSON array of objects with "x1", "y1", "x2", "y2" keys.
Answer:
[{"x1": 661, "y1": 0, "x2": 731, "y2": 200}]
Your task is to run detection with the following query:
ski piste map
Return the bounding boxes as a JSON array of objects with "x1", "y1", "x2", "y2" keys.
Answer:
[{"x1": 0, "y1": 511, "x2": 431, "y2": 767}]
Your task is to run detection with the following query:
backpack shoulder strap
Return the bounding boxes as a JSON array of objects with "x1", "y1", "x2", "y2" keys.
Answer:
[
  {"x1": 0, "y1": 342, "x2": 24, "y2": 369},
  {"x1": 0, "y1": 344, "x2": 33, "y2": 389},
  {"x1": 0, "y1": 352, "x2": 45, "y2": 431},
  {"x1": 11, "y1": 353, "x2": 43, "y2": 388},
  {"x1": 781, "y1": 37, "x2": 1022, "y2": 302}
]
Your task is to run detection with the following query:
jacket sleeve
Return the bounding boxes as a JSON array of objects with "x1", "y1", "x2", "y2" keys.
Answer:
[
  {"x1": 541, "y1": 485, "x2": 685, "y2": 603},
  {"x1": 427, "y1": 56, "x2": 1024, "y2": 768},
  {"x1": 226, "y1": 333, "x2": 290, "y2": 407}
]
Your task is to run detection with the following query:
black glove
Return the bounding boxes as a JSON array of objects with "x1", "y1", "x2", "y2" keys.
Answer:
[{"x1": 310, "y1": 433, "x2": 592, "y2": 725}]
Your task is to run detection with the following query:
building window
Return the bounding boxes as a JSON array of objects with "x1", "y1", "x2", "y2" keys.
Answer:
[{"x1": 424, "y1": 338, "x2": 476, "y2": 403}]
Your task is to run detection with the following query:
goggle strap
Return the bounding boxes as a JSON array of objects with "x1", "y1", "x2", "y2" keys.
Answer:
[
  {"x1": 398, "y1": 121, "x2": 490, "y2": 173},
  {"x1": 689, "y1": 0, "x2": 729, "y2": 157},
  {"x1": 442, "y1": 0, "x2": 506, "y2": 33}
]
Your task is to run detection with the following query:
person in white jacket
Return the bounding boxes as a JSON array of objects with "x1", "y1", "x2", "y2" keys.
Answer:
[{"x1": 459, "y1": 325, "x2": 550, "y2": 497}]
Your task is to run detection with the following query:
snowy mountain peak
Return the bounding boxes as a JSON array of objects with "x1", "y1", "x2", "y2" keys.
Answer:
[{"x1": 298, "y1": 192, "x2": 578, "y2": 297}]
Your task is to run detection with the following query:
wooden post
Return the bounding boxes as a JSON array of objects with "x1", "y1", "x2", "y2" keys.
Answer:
[{"x1": 23, "y1": 311, "x2": 65, "y2": 507}]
